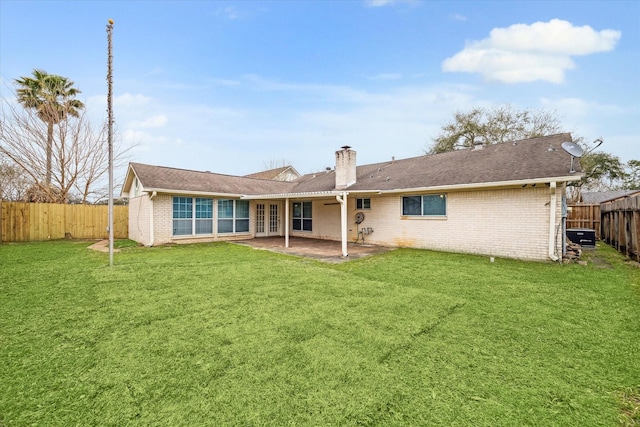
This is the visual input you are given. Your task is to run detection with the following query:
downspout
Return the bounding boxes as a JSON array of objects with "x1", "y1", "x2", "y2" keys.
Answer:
[
  {"x1": 285, "y1": 198, "x2": 290, "y2": 248},
  {"x1": 548, "y1": 182, "x2": 559, "y2": 262},
  {"x1": 148, "y1": 191, "x2": 157, "y2": 247},
  {"x1": 336, "y1": 192, "x2": 348, "y2": 257}
]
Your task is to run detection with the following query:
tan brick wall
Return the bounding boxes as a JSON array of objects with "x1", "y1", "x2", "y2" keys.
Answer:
[
  {"x1": 289, "y1": 197, "x2": 342, "y2": 240},
  {"x1": 151, "y1": 195, "x2": 254, "y2": 246},
  {"x1": 356, "y1": 187, "x2": 563, "y2": 261},
  {"x1": 295, "y1": 186, "x2": 563, "y2": 261},
  {"x1": 128, "y1": 194, "x2": 151, "y2": 246},
  {"x1": 130, "y1": 187, "x2": 564, "y2": 260}
]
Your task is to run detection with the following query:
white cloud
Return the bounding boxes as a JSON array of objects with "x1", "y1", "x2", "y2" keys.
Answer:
[
  {"x1": 365, "y1": 0, "x2": 396, "y2": 6},
  {"x1": 443, "y1": 19, "x2": 621, "y2": 84},
  {"x1": 114, "y1": 93, "x2": 153, "y2": 108},
  {"x1": 223, "y1": 6, "x2": 239, "y2": 20},
  {"x1": 130, "y1": 115, "x2": 168, "y2": 129},
  {"x1": 364, "y1": 0, "x2": 417, "y2": 7}
]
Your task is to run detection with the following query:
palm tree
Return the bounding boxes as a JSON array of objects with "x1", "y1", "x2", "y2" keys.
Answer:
[{"x1": 14, "y1": 69, "x2": 85, "y2": 186}]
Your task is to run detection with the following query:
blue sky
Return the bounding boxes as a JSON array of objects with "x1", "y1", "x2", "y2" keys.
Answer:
[{"x1": 1, "y1": 0, "x2": 638, "y2": 179}]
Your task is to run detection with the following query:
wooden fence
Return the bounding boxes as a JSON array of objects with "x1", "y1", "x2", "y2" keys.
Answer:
[
  {"x1": 600, "y1": 193, "x2": 640, "y2": 262},
  {"x1": 566, "y1": 204, "x2": 601, "y2": 239},
  {"x1": 1, "y1": 202, "x2": 128, "y2": 242}
]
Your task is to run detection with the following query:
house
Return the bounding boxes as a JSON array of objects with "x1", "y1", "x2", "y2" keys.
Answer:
[
  {"x1": 580, "y1": 190, "x2": 637, "y2": 205},
  {"x1": 243, "y1": 165, "x2": 300, "y2": 182},
  {"x1": 121, "y1": 133, "x2": 582, "y2": 261}
]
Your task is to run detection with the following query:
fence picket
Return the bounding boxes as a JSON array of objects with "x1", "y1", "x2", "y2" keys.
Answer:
[
  {"x1": 1, "y1": 202, "x2": 128, "y2": 242},
  {"x1": 566, "y1": 204, "x2": 601, "y2": 238}
]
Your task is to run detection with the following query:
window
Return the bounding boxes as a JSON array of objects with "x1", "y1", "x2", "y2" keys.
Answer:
[
  {"x1": 292, "y1": 201, "x2": 312, "y2": 231},
  {"x1": 218, "y1": 199, "x2": 250, "y2": 233},
  {"x1": 173, "y1": 197, "x2": 213, "y2": 235},
  {"x1": 356, "y1": 198, "x2": 371, "y2": 210},
  {"x1": 195, "y1": 198, "x2": 213, "y2": 234},
  {"x1": 402, "y1": 194, "x2": 446, "y2": 216}
]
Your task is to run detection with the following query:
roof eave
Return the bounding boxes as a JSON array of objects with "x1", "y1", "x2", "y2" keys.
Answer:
[
  {"x1": 144, "y1": 188, "x2": 247, "y2": 198},
  {"x1": 375, "y1": 175, "x2": 583, "y2": 195},
  {"x1": 241, "y1": 190, "x2": 345, "y2": 200},
  {"x1": 120, "y1": 164, "x2": 139, "y2": 198}
]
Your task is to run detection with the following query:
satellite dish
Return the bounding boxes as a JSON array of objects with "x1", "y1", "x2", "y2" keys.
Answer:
[
  {"x1": 561, "y1": 141, "x2": 583, "y2": 174},
  {"x1": 355, "y1": 212, "x2": 365, "y2": 224},
  {"x1": 561, "y1": 142, "x2": 584, "y2": 158}
]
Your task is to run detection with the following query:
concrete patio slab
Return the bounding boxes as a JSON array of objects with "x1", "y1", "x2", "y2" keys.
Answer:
[{"x1": 233, "y1": 236, "x2": 394, "y2": 263}]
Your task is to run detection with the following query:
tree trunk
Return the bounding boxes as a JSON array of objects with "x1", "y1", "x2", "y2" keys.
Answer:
[{"x1": 46, "y1": 120, "x2": 53, "y2": 185}]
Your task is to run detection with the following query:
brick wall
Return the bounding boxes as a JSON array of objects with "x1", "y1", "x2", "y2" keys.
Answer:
[
  {"x1": 298, "y1": 186, "x2": 563, "y2": 261},
  {"x1": 130, "y1": 186, "x2": 564, "y2": 261},
  {"x1": 149, "y1": 195, "x2": 254, "y2": 246},
  {"x1": 347, "y1": 186, "x2": 563, "y2": 261},
  {"x1": 128, "y1": 195, "x2": 151, "y2": 245}
]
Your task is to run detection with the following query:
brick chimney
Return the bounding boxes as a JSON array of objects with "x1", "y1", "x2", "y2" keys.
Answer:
[{"x1": 335, "y1": 146, "x2": 356, "y2": 190}]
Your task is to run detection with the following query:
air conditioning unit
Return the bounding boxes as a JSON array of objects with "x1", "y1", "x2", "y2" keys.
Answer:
[{"x1": 566, "y1": 228, "x2": 596, "y2": 248}]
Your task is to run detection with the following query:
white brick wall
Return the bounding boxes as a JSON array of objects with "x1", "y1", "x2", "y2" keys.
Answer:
[
  {"x1": 294, "y1": 186, "x2": 563, "y2": 261},
  {"x1": 128, "y1": 195, "x2": 151, "y2": 246},
  {"x1": 344, "y1": 187, "x2": 563, "y2": 261},
  {"x1": 129, "y1": 186, "x2": 564, "y2": 260},
  {"x1": 150, "y1": 195, "x2": 254, "y2": 246}
]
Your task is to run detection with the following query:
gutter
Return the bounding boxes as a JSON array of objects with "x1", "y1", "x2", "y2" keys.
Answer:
[
  {"x1": 548, "y1": 182, "x2": 559, "y2": 262},
  {"x1": 144, "y1": 188, "x2": 246, "y2": 198},
  {"x1": 148, "y1": 191, "x2": 157, "y2": 247},
  {"x1": 373, "y1": 175, "x2": 582, "y2": 195}
]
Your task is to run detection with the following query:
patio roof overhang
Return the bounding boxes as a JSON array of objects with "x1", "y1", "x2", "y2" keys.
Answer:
[{"x1": 240, "y1": 174, "x2": 582, "y2": 200}]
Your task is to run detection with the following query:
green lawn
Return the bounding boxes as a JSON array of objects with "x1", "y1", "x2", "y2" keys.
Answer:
[{"x1": 1, "y1": 240, "x2": 638, "y2": 426}]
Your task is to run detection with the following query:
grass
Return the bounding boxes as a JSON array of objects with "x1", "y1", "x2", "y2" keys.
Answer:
[{"x1": 0, "y1": 240, "x2": 638, "y2": 426}]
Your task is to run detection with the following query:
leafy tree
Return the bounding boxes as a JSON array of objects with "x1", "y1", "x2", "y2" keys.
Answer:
[
  {"x1": 577, "y1": 151, "x2": 627, "y2": 192},
  {"x1": 14, "y1": 69, "x2": 85, "y2": 186},
  {"x1": 623, "y1": 160, "x2": 640, "y2": 190},
  {"x1": 427, "y1": 105, "x2": 563, "y2": 154}
]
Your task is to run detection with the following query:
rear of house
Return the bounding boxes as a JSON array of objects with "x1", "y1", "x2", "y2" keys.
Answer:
[{"x1": 121, "y1": 134, "x2": 581, "y2": 261}]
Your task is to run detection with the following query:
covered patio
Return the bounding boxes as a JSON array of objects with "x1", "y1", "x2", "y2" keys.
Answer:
[{"x1": 233, "y1": 236, "x2": 394, "y2": 263}]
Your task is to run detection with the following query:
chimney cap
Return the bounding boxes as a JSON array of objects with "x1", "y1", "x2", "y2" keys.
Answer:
[{"x1": 340, "y1": 145, "x2": 352, "y2": 150}]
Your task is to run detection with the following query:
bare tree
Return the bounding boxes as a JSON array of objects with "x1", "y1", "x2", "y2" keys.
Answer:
[
  {"x1": 263, "y1": 159, "x2": 292, "y2": 170},
  {"x1": 0, "y1": 93, "x2": 130, "y2": 203},
  {"x1": 0, "y1": 154, "x2": 31, "y2": 201}
]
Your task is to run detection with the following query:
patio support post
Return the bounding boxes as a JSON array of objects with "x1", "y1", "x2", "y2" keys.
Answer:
[
  {"x1": 285, "y1": 198, "x2": 290, "y2": 248},
  {"x1": 548, "y1": 182, "x2": 559, "y2": 262},
  {"x1": 336, "y1": 192, "x2": 349, "y2": 257}
]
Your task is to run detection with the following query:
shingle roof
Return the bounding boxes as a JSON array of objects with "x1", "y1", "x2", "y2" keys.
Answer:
[
  {"x1": 581, "y1": 190, "x2": 637, "y2": 204},
  {"x1": 291, "y1": 133, "x2": 580, "y2": 193},
  {"x1": 125, "y1": 133, "x2": 581, "y2": 197},
  {"x1": 243, "y1": 166, "x2": 300, "y2": 181},
  {"x1": 128, "y1": 163, "x2": 295, "y2": 196}
]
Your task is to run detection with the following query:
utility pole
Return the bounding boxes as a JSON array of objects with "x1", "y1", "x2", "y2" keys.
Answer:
[{"x1": 107, "y1": 19, "x2": 114, "y2": 266}]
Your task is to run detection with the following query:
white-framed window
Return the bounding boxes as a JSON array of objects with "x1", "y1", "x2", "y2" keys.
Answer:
[
  {"x1": 356, "y1": 198, "x2": 371, "y2": 210},
  {"x1": 218, "y1": 199, "x2": 250, "y2": 233},
  {"x1": 173, "y1": 197, "x2": 213, "y2": 235},
  {"x1": 402, "y1": 194, "x2": 446, "y2": 216},
  {"x1": 292, "y1": 201, "x2": 312, "y2": 231}
]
